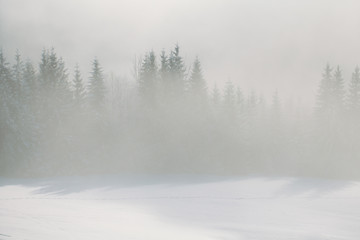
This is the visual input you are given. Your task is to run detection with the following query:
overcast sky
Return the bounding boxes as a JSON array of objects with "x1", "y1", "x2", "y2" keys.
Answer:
[{"x1": 1, "y1": 0, "x2": 360, "y2": 106}]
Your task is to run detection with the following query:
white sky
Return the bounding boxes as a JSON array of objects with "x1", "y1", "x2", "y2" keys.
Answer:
[{"x1": 1, "y1": 0, "x2": 360, "y2": 106}]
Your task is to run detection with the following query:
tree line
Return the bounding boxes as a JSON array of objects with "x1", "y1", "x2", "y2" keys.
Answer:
[{"x1": 1, "y1": 45, "x2": 360, "y2": 178}]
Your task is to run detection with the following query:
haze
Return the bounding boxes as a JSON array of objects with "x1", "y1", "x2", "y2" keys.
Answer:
[{"x1": 2, "y1": 0, "x2": 360, "y2": 105}]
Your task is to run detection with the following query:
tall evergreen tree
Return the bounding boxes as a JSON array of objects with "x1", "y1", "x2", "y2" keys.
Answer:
[
  {"x1": 236, "y1": 87, "x2": 244, "y2": 110},
  {"x1": 159, "y1": 50, "x2": 169, "y2": 83},
  {"x1": 247, "y1": 90, "x2": 258, "y2": 111},
  {"x1": 12, "y1": 50, "x2": 23, "y2": 97},
  {"x1": 223, "y1": 80, "x2": 236, "y2": 110},
  {"x1": 72, "y1": 64, "x2": 86, "y2": 109},
  {"x1": 348, "y1": 66, "x2": 360, "y2": 114},
  {"x1": 168, "y1": 44, "x2": 185, "y2": 98},
  {"x1": 332, "y1": 66, "x2": 345, "y2": 113},
  {"x1": 188, "y1": 57, "x2": 207, "y2": 103},
  {"x1": 158, "y1": 50, "x2": 170, "y2": 103},
  {"x1": 38, "y1": 48, "x2": 70, "y2": 101},
  {"x1": 212, "y1": 84, "x2": 221, "y2": 106},
  {"x1": 316, "y1": 64, "x2": 333, "y2": 115},
  {"x1": 138, "y1": 51, "x2": 158, "y2": 107},
  {"x1": 88, "y1": 58, "x2": 106, "y2": 112},
  {"x1": 0, "y1": 50, "x2": 22, "y2": 172},
  {"x1": 22, "y1": 60, "x2": 38, "y2": 107}
]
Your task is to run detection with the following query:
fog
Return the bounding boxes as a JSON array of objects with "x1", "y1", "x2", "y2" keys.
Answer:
[
  {"x1": 1, "y1": 0, "x2": 360, "y2": 179},
  {"x1": 3, "y1": 0, "x2": 360, "y2": 105}
]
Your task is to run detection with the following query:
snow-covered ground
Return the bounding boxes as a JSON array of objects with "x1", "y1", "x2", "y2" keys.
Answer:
[{"x1": 1, "y1": 175, "x2": 360, "y2": 240}]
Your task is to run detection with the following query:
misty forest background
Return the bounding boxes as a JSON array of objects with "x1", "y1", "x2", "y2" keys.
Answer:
[{"x1": 1, "y1": 45, "x2": 360, "y2": 178}]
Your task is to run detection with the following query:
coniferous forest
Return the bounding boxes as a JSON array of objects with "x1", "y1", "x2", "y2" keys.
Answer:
[{"x1": 1, "y1": 46, "x2": 360, "y2": 178}]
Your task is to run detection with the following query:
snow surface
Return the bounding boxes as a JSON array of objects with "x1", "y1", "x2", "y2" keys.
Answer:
[{"x1": 1, "y1": 175, "x2": 360, "y2": 239}]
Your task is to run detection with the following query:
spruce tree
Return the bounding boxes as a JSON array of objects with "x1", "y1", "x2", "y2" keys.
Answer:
[
  {"x1": 212, "y1": 84, "x2": 221, "y2": 106},
  {"x1": 12, "y1": 50, "x2": 23, "y2": 98},
  {"x1": 236, "y1": 87, "x2": 244, "y2": 110},
  {"x1": 316, "y1": 64, "x2": 333, "y2": 115},
  {"x1": 22, "y1": 61, "x2": 38, "y2": 109},
  {"x1": 88, "y1": 58, "x2": 106, "y2": 112},
  {"x1": 223, "y1": 80, "x2": 236, "y2": 110},
  {"x1": 22, "y1": 60, "x2": 39, "y2": 134},
  {"x1": 138, "y1": 51, "x2": 158, "y2": 107},
  {"x1": 0, "y1": 50, "x2": 21, "y2": 172},
  {"x1": 348, "y1": 66, "x2": 360, "y2": 114},
  {"x1": 332, "y1": 66, "x2": 345, "y2": 113},
  {"x1": 38, "y1": 48, "x2": 70, "y2": 101},
  {"x1": 188, "y1": 57, "x2": 207, "y2": 103},
  {"x1": 72, "y1": 64, "x2": 86, "y2": 109},
  {"x1": 168, "y1": 44, "x2": 185, "y2": 98},
  {"x1": 36, "y1": 48, "x2": 72, "y2": 169},
  {"x1": 159, "y1": 50, "x2": 169, "y2": 84},
  {"x1": 157, "y1": 50, "x2": 170, "y2": 104}
]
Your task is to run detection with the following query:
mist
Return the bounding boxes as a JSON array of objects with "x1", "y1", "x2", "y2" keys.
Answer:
[
  {"x1": 1, "y1": 0, "x2": 360, "y2": 178},
  {"x1": 3, "y1": 0, "x2": 360, "y2": 106},
  {"x1": 3, "y1": 1, "x2": 360, "y2": 239},
  {"x1": 0, "y1": 44, "x2": 359, "y2": 179}
]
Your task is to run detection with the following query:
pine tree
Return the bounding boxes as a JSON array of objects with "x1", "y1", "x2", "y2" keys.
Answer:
[
  {"x1": 36, "y1": 48, "x2": 73, "y2": 169},
  {"x1": 212, "y1": 84, "x2": 221, "y2": 106},
  {"x1": 88, "y1": 58, "x2": 106, "y2": 112},
  {"x1": 72, "y1": 64, "x2": 86, "y2": 109},
  {"x1": 39, "y1": 48, "x2": 70, "y2": 100},
  {"x1": 223, "y1": 80, "x2": 236, "y2": 109},
  {"x1": 188, "y1": 57, "x2": 207, "y2": 103},
  {"x1": 22, "y1": 60, "x2": 38, "y2": 108},
  {"x1": 236, "y1": 87, "x2": 244, "y2": 109},
  {"x1": 348, "y1": 66, "x2": 360, "y2": 114},
  {"x1": 168, "y1": 44, "x2": 185, "y2": 98},
  {"x1": 332, "y1": 66, "x2": 345, "y2": 113},
  {"x1": 12, "y1": 50, "x2": 23, "y2": 97},
  {"x1": 10, "y1": 50, "x2": 25, "y2": 125},
  {"x1": 56, "y1": 56, "x2": 71, "y2": 102},
  {"x1": 0, "y1": 50, "x2": 22, "y2": 172},
  {"x1": 138, "y1": 51, "x2": 158, "y2": 107},
  {"x1": 316, "y1": 64, "x2": 333, "y2": 115},
  {"x1": 159, "y1": 50, "x2": 169, "y2": 84}
]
